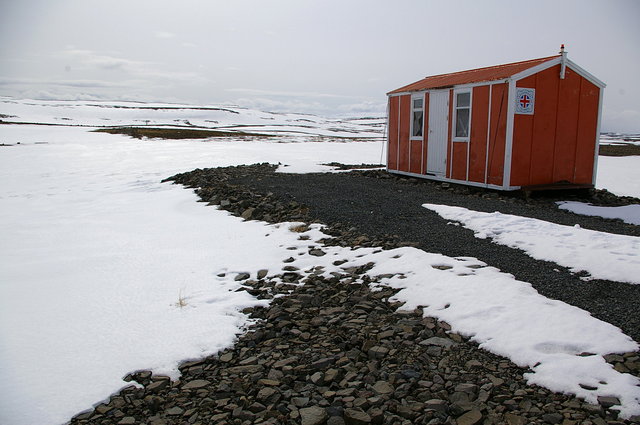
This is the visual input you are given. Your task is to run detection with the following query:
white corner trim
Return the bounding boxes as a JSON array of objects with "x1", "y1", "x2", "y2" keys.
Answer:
[
  {"x1": 502, "y1": 79, "x2": 516, "y2": 188},
  {"x1": 593, "y1": 86, "x2": 604, "y2": 185},
  {"x1": 565, "y1": 58, "x2": 606, "y2": 88},
  {"x1": 510, "y1": 57, "x2": 606, "y2": 89},
  {"x1": 484, "y1": 84, "x2": 493, "y2": 185},
  {"x1": 510, "y1": 57, "x2": 561, "y2": 81}
]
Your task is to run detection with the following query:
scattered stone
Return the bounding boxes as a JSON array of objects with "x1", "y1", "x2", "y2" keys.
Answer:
[
  {"x1": 505, "y1": 412, "x2": 527, "y2": 425},
  {"x1": 371, "y1": 380, "x2": 394, "y2": 395},
  {"x1": 309, "y1": 248, "x2": 326, "y2": 257},
  {"x1": 597, "y1": 395, "x2": 621, "y2": 408},
  {"x1": 299, "y1": 406, "x2": 328, "y2": 425},
  {"x1": 457, "y1": 409, "x2": 483, "y2": 425},
  {"x1": 234, "y1": 272, "x2": 250, "y2": 281},
  {"x1": 344, "y1": 407, "x2": 371, "y2": 425},
  {"x1": 181, "y1": 379, "x2": 210, "y2": 390},
  {"x1": 542, "y1": 412, "x2": 564, "y2": 424},
  {"x1": 420, "y1": 336, "x2": 458, "y2": 348}
]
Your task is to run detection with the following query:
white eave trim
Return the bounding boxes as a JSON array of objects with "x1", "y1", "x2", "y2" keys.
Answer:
[
  {"x1": 388, "y1": 79, "x2": 509, "y2": 98},
  {"x1": 511, "y1": 57, "x2": 606, "y2": 88}
]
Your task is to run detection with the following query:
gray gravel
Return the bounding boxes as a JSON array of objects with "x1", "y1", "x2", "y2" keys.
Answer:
[{"x1": 234, "y1": 169, "x2": 640, "y2": 343}]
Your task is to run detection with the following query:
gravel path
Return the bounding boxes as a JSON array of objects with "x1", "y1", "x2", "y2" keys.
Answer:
[
  {"x1": 233, "y1": 169, "x2": 640, "y2": 343},
  {"x1": 68, "y1": 165, "x2": 639, "y2": 425}
]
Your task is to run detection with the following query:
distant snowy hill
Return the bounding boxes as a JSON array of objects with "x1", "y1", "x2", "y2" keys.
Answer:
[{"x1": 0, "y1": 97, "x2": 385, "y2": 141}]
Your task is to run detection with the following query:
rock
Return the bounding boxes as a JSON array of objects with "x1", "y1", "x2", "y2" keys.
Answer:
[
  {"x1": 299, "y1": 406, "x2": 328, "y2": 425},
  {"x1": 311, "y1": 356, "x2": 336, "y2": 369},
  {"x1": 420, "y1": 336, "x2": 458, "y2": 348},
  {"x1": 257, "y1": 269, "x2": 268, "y2": 279},
  {"x1": 456, "y1": 409, "x2": 482, "y2": 425},
  {"x1": 241, "y1": 207, "x2": 256, "y2": 220},
  {"x1": 309, "y1": 248, "x2": 326, "y2": 257},
  {"x1": 371, "y1": 381, "x2": 394, "y2": 395},
  {"x1": 596, "y1": 395, "x2": 621, "y2": 408},
  {"x1": 219, "y1": 352, "x2": 233, "y2": 362},
  {"x1": 165, "y1": 406, "x2": 184, "y2": 416},
  {"x1": 234, "y1": 272, "x2": 250, "y2": 281},
  {"x1": 227, "y1": 364, "x2": 263, "y2": 374},
  {"x1": 182, "y1": 379, "x2": 210, "y2": 390},
  {"x1": 117, "y1": 418, "x2": 136, "y2": 425},
  {"x1": 367, "y1": 346, "x2": 389, "y2": 359},
  {"x1": 328, "y1": 417, "x2": 346, "y2": 425},
  {"x1": 542, "y1": 412, "x2": 564, "y2": 424},
  {"x1": 292, "y1": 397, "x2": 310, "y2": 407},
  {"x1": 256, "y1": 387, "x2": 278, "y2": 402},
  {"x1": 344, "y1": 407, "x2": 372, "y2": 425},
  {"x1": 424, "y1": 399, "x2": 448, "y2": 414},
  {"x1": 504, "y1": 413, "x2": 527, "y2": 425}
]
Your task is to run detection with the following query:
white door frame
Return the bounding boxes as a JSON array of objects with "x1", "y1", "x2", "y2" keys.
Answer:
[{"x1": 427, "y1": 90, "x2": 449, "y2": 175}]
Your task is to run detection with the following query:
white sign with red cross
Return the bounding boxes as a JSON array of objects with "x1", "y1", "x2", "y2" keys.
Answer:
[{"x1": 515, "y1": 88, "x2": 535, "y2": 115}]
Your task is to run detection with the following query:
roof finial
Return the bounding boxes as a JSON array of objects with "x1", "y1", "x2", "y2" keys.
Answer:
[{"x1": 559, "y1": 44, "x2": 567, "y2": 79}]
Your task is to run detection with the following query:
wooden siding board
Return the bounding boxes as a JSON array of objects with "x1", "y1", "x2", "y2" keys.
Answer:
[
  {"x1": 553, "y1": 67, "x2": 581, "y2": 182},
  {"x1": 410, "y1": 140, "x2": 422, "y2": 174},
  {"x1": 469, "y1": 85, "x2": 490, "y2": 183},
  {"x1": 528, "y1": 65, "x2": 559, "y2": 185},
  {"x1": 511, "y1": 75, "x2": 537, "y2": 186},
  {"x1": 452, "y1": 143, "x2": 468, "y2": 180},
  {"x1": 398, "y1": 94, "x2": 411, "y2": 172},
  {"x1": 487, "y1": 83, "x2": 507, "y2": 186},
  {"x1": 387, "y1": 96, "x2": 399, "y2": 170},
  {"x1": 574, "y1": 78, "x2": 600, "y2": 183}
]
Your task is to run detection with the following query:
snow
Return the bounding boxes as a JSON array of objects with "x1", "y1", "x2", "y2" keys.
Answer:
[
  {"x1": 423, "y1": 204, "x2": 640, "y2": 285},
  {"x1": 0, "y1": 124, "x2": 381, "y2": 425},
  {"x1": 557, "y1": 201, "x2": 640, "y2": 225},
  {"x1": 0, "y1": 96, "x2": 385, "y2": 141},
  {"x1": 1, "y1": 98, "x2": 639, "y2": 423},
  {"x1": 596, "y1": 155, "x2": 640, "y2": 198}
]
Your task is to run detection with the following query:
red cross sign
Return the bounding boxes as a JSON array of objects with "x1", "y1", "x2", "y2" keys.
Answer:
[{"x1": 515, "y1": 88, "x2": 535, "y2": 114}]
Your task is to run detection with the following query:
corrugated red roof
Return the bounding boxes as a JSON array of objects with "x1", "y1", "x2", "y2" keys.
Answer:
[{"x1": 388, "y1": 55, "x2": 558, "y2": 94}]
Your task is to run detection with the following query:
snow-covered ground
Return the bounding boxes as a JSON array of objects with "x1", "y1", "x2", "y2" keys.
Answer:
[
  {"x1": 424, "y1": 204, "x2": 640, "y2": 284},
  {"x1": 0, "y1": 96, "x2": 385, "y2": 141},
  {"x1": 557, "y1": 201, "x2": 640, "y2": 225},
  {"x1": 596, "y1": 156, "x2": 640, "y2": 198},
  {"x1": 1, "y1": 99, "x2": 639, "y2": 424}
]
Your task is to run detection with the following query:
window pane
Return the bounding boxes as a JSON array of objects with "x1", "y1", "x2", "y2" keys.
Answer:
[
  {"x1": 412, "y1": 111, "x2": 423, "y2": 137},
  {"x1": 413, "y1": 98, "x2": 423, "y2": 109},
  {"x1": 456, "y1": 108, "x2": 470, "y2": 138},
  {"x1": 456, "y1": 92, "x2": 470, "y2": 108}
]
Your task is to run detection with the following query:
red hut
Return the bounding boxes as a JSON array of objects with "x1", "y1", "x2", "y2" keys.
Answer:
[{"x1": 386, "y1": 47, "x2": 605, "y2": 190}]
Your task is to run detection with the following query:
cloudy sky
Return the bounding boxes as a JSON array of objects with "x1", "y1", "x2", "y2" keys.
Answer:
[{"x1": 1, "y1": 0, "x2": 638, "y2": 131}]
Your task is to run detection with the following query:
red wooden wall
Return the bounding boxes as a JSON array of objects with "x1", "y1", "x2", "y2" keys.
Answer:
[
  {"x1": 511, "y1": 64, "x2": 600, "y2": 186},
  {"x1": 446, "y1": 83, "x2": 508, "y2": 185}
]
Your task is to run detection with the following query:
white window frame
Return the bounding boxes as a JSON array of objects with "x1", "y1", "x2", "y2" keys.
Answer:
[
  {"x1": 452, "y1": 88, "x2": 472, "y2": 142},
  {"x1": 410, "y1": 93, "x2": 424, "y2": 140}
]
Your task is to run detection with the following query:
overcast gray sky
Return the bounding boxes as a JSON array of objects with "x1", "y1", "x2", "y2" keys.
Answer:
[{"x1": 1, "y1": 0, "x2": 638, "y2": 131}]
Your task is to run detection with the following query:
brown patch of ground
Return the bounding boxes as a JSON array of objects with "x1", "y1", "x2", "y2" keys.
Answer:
[
  {"x1": 599, "y1": 144, "x2": 640, "y2": 156},
  {"x1": 93, "y1": 126, "x2": 272, "y2": 140}
]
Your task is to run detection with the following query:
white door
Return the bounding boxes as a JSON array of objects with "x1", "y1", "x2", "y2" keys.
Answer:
[{"x1": 427, "y1": 90, "x2": 449, "y2": 175}]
